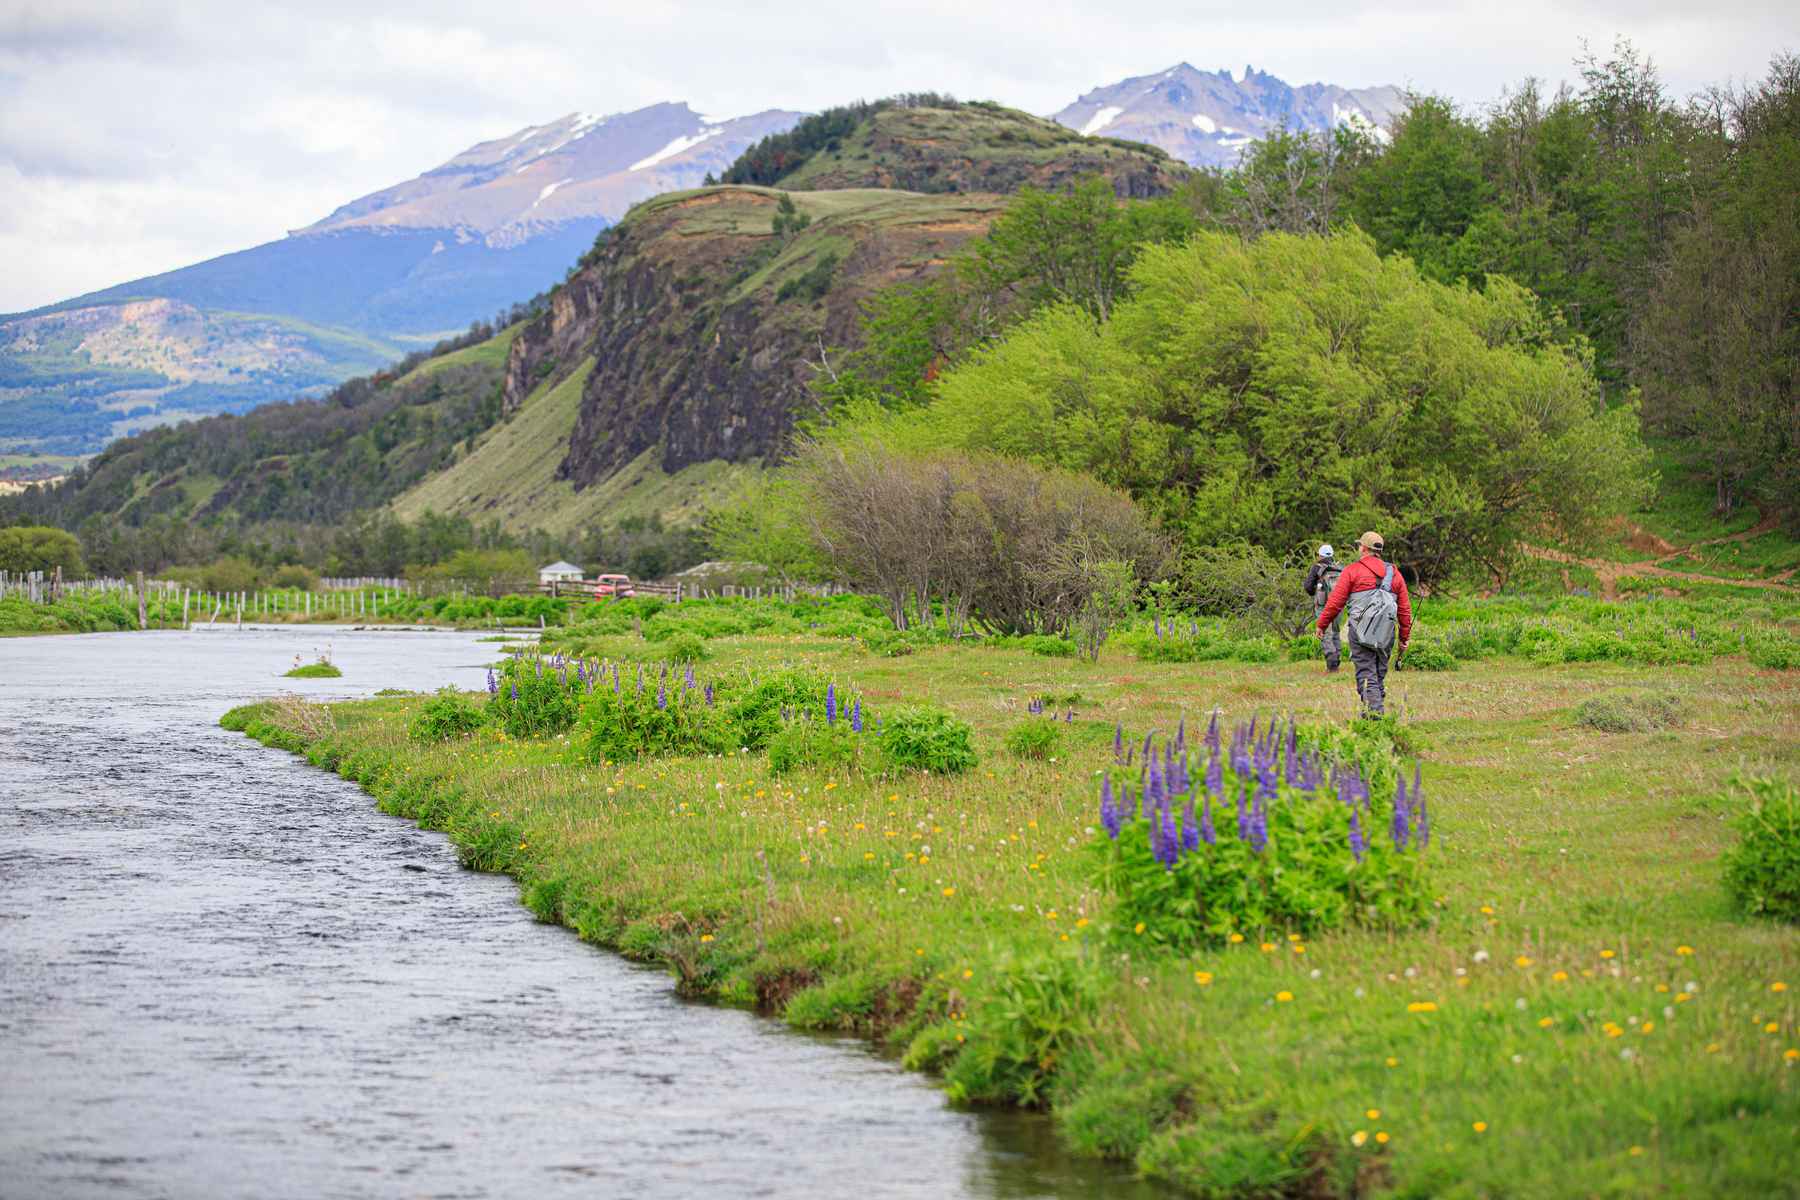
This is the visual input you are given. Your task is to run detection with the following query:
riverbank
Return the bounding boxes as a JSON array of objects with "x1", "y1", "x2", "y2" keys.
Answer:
[{"x1": 225, "y1": 636, "x2": 1800, "y2": 1197}]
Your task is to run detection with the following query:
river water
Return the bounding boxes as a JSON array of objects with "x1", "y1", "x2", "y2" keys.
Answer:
[{"x1": 0, "y1": 627, "x2": 1161, "y2": 1199}]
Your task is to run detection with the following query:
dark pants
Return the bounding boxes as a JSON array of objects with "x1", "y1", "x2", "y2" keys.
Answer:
[
  {"x1": 1349, "y1": 638, "x2": 1390, "y2": 714},
  {"x1": 1314, "y1": 592, "x2": 1341, "y2": 661}
]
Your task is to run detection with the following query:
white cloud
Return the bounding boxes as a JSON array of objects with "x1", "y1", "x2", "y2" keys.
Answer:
[{"x1": 0, "y1": 0, "x2": 1793, "y2": 310}]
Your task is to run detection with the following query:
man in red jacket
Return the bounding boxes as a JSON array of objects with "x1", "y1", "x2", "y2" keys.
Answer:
[{"x1": 1316, "y1": 531, "x2": 1413, "y2": 715}]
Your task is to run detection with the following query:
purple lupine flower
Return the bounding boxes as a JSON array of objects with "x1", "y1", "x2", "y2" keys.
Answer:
[
  {"x1": 851, "y1": 698, "x2": 863, "y2": 733},
  {"x1": 704, "y1": 683, "x2": 715, "y2": 706},
  {"x1": 1155, "y1": 804, "x2": 1180, "y2": 868},
  {"x1": 1064, "y1": 708, "x2": 1073, "y2": 723},
  {"x1": 1176, "y1": 717, "x2": 1186, "y2": 753},
  {"x1": 656, "y1": 679, "x2": 668, "y2": 709},
  {"x1": 509, "y1": 681, "x2": 518, "y2": 700},
  {"x1": 1113, "y1": 723, "x2": 1124, "y2": 763},
  {"x1": 1028, "y1": 697, "x2": 1043, "y2": 715},
  {"x1": 1122, "y1": 782, "x2": 1136, "y2": 824},
  {"x1": 636, "y1": 666, "x2": 644, "y2": 695},
  {"x1": 1205, "y1": 711, "x2": 1219, "y2": 753},
  {"x1": 1199, "y1": 794, "x2": 1216, "y2": 845},
  {"x1": 1391, "y1": 777, "x2": 1411, "y2": 850},
  {"x1": 1236, "y1": 782, "x2": 1249, "y2": 841},
  {"x1": 1099, "y1": 774, "x2": 1120, "y2": 839},
  {"x1": 1248, "y1": 792, "x2": 1269, "y2": 854},
  {"x1": 826, "y1": 683, "x2": 837, "y2": 725},
  {"x1": 1348, "y1": 808, "x2": 1367, "y2": 863},
  {"x1": 1153, "y1": 616, "x2": 1162, "y2": 639},
  {"x1": 486, "y1": 667, "x2": 498, "y2": 695},
  {"x1": 684, "y1": 664, "x2": 695, "y2": 690},
  {"x1": 1180, "y1": 797, "x2": 1199, "y2": 852},
  {"x1": 1205, "y1": 750, "x2": 1222, "y2": 801}
]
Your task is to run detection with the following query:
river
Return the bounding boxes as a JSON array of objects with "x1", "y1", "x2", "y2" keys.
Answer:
[{"x1": 0, "y1": 627, "x2": 1162, "y2": 1199}]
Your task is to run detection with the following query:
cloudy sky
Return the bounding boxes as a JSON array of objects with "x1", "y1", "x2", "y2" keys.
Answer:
[{"x1": 1, "y1": 0, "x2": 1792, "y2": 311}]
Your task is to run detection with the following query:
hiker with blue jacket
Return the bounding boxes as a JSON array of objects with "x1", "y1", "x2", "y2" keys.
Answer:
[
  {"x1": 1316, "y1": 531, "x2": 1413, "y2": 715},
  {"x1": 1302, "y1": 543, "x2": 1344, "y2": 672}
]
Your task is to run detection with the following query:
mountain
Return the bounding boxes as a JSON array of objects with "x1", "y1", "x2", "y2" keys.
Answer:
[
  {"x1": 1052, "y1": 63, "x2": 1404, "y2": 167},
  {"x1": 725, "y1": 98, "x2": 1188, "y2": 197},
  {"x1": 13, "y1": 101, "x2": 1175, "y2": 542},
  {"x1": 0, "y1": 102, "x2": 802, "y2": 456}
]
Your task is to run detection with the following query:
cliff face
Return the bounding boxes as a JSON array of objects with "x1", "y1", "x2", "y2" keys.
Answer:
[
  {"x1": 500, "y1": 105, "x2": 1193, "y2": 507},
  {"x1": 512, "y1": 187, "x2": 1005, "y2": 488}
]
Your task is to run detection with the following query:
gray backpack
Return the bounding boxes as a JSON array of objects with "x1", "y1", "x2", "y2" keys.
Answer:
[{"x1": 1346, "y1": 564, "x2": 1398, "y2": 649}]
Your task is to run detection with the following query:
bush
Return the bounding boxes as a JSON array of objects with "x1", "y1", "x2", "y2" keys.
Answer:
[
  {"x1": 724, "y1": 666, "x2": 836, "y2": 751},
  {"x1": 663, "y1": 632, "x2": 709, "y2": 664},
  {"x1": 575, "y1": 668, "x2": 733, "y2": 762},
  {"x1": 878, "y1": 705, "x2": 976, "y2": 774},
  {"x1": 271, "y1": 563, "x2": 318, "y2": 590},
  {"x1": 1720, "y1": 776, "x2": 1800, "y2": 923},
  {"x1": 1399, "y1": 642, "x2": 1458, "y2": 671},
  {"x1": 408, "y1": 687, "x2": 486, "y2": 742},
  {"x1": 862, "y1": 629, "x2": 917, "y2": 657},
  {"x1": 1005, "y1": 718, "x2": 1063, "y2": 760},
  {"x1": 1573, "y1": 691, "x2": 1689, "y2": 733},
  {"x1": 1091, "y1": 714, "x2": 1433, "y2": 948},
  {"x1": 767, "y1": 718, "x2": 866, "y2": 775},
  {"x1": 1747, "y1": 634, "x2": 1800, "y2": 670},
  {"x1": 488, "y1": 652, "x2": 583, "y2": 738}
]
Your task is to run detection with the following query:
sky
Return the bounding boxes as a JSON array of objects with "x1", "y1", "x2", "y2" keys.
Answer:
[{"x1": 1, "y1": 0, "x2": 1793, "y2": 312}]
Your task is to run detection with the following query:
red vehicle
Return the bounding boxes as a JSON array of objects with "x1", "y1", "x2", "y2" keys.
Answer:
[{"x1": 591, "y1": 573, "x2": 636, "y2": 599}]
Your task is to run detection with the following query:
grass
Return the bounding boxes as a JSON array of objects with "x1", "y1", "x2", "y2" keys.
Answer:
[
  {"x1": 225, "y1": 608, "x2": 1800, "y2": 1198},
  {"x1": 283, "y1": 660, "x2": 342, "y2": 678}
]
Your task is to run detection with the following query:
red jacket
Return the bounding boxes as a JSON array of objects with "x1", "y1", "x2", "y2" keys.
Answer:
[{"x1": 1317, "y1": 553, "x2": 1412, "y2": 644}]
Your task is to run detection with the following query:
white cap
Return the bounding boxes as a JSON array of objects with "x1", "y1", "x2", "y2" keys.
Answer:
[{"x1": 1318, "y1": 544, "x2": 1334, "y2": 559}]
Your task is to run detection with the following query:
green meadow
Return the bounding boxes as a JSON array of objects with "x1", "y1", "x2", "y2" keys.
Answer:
[{"x1": 226, "y1": 591, "x2": 1800, "y2": 1197}]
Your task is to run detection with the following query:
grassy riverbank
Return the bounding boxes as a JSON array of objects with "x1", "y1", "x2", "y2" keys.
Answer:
[{"x1": 225, "y1": 625, "x2": 1799, "y2": 1197}]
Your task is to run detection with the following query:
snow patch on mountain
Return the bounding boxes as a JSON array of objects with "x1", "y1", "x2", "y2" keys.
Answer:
[
  {"x1": 630, "y1": 129, "x2": 720, "y2": 172},
  {"x1": 1191, "y1": 113, "x2": 1217, "y2": 133},
  {"x1": 1080, "y1": 106, "x2": 1123, "y2": 136}
]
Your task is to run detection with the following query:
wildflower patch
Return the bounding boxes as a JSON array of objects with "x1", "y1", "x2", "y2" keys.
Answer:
[{"x1": 1092, "y1": 713, "x2": 1435, "y2": 948}]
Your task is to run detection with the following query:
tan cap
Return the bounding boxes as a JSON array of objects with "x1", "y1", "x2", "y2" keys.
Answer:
[{"x1": 1358, "y1": 530, "x2": 1384, "y2": 551}]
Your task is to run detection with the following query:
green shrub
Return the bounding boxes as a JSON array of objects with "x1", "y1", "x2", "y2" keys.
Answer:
[
  {"x1": 942, "y1": 949, "x2": 1104, "y2": 1106},
  {"x1": 724, "y1": 666, "x2": 836, "y2": 751},
  {"x1": 1092, "y1": 714, "x2": 1433, "y2": 948},
  {"x1": 488, "y1": 652, "x2": 582, "y2": 738},
  {"x1": 1747, "y1": 634, "x2": 1800, "y2": 670},
  {"x1": 1720, "y1": 776, "x2": 1800, "y2": 922},
  {"x1": 575, "y1": 669, "x2": 733, "y2": 762},
  {"x1": 878, "y1": 705, "x2": 976, "y2": 774},
  {"x1": 1400, "y1": 642, "x2": 1458, "y2": 671},
  {"x1": 1573, "y1": 690, "x2": 1689, "y2": 733},
  {"x1": 1005, "y1": 718, "x2": 1063, "y2": 760},
  {"x1": 861, "y1": 629, "x2": 916, "y2": 657},
  {"x1": 408, "y1": 687, "x2": 487, "y2": 742},
  {"x1": 767, "y1": 718, "x2": 866, "y2": 775},
  {"x1": 663, "y1": 632, "x2": 709, "y2": 664}
]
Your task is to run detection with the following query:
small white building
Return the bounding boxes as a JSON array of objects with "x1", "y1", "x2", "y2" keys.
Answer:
[{"x1": 538, "y1": 560, "x2": 585, "y2": 586}]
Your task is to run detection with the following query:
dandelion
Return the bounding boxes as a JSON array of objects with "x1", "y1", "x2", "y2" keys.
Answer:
[
  {"x1": 1375, "y1": 1132, "x2": 1389, "y2": 1145},
  {"x1": 1601, "y1": 949, "x2": 1616, "y2": 959},
  {"x1": 1228, "y1": 932, "x2": 1244, "y2": 944},
  {"x1": 1516, "y1": 956, "x2": 1534, "y2": 968},
  {"x1": 1276, "y1": 991, "x2": 1293, "y2": 1002},
  {"x1": 1407, "y1": 1002, "x2": 1438, "y2": 1013},
  {"x1": 1538, "y1": 1017, "x2": 1555, "y2": 1028},
  {"x1": 1774, "y1": 982, "x2": 1789, "y2": 993},
  {"x1": 1473, "y1": 1122, "x2": 1488, "y2": 1133},
  {"x1": 1351, "y1": 1131, "x2": 1368, "y2": 1147},
  {"x1": 1676, "y1": 945, "x2": 1694, "y2": 956},
  {"x1": 1366, "y1": 1108, "x2": 1380, "y2": 1120},
  {"x1": 1194, "y1": 971, "x2": 1213, "y2": 986},
  {"x1": 942, "y1": 887, "x2": 956, "y2": 898},
  {"x1": 1552, "y1": 970, "x2": 1569, "y2": 982}
]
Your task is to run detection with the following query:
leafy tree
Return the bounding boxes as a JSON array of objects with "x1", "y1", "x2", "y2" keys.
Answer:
[
  {"x1": 0, "y1": 525, "x2": 86, "y2": 576},
  {"x1": 921, "y1": 229, "x2": 1649, "y2": 585},
  {"x1": 1348, "y1": 96, "x2": 1491, "y2": 281},
  {"x1": 1634, "y1": 54, "x2": 1800, "y2": 521}
]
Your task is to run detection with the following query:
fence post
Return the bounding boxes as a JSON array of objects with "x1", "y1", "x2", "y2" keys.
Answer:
[{"x1": 136, "y1": 571, "x2": 147, "y2": 630}]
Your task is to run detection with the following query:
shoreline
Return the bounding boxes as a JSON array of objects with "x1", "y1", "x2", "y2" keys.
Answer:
[{"x1": 218, "y1": 640, "x2": 1800, "y2": 1199}]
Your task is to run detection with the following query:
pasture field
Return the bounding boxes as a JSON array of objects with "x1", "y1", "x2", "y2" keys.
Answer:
[{"x1": 226, "y1": 592, "x2": 1800, "y2": 1197}]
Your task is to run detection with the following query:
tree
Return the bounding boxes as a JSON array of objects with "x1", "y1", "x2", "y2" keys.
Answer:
[
  {"x1": 0, "y1": 525, "x2": 86, "y2": 576},
  {"x1": 1634, "y1": 54, "x2": 1800, "y2": 520},
  {"x1": 922, "y1": 229, "x2": 1649, "y2": 585},
  {"x1": 1226, "y1": 124, "x2": 1376, "y2": 236}
]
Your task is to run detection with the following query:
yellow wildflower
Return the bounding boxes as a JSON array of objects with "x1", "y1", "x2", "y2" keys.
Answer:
[
  {"x1": 1276, "y1": 990, "x2": 1294, "y2": 1002},
  {"x1": 1194, "y1": 971, "x2": 1214, "y2": 986}
]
